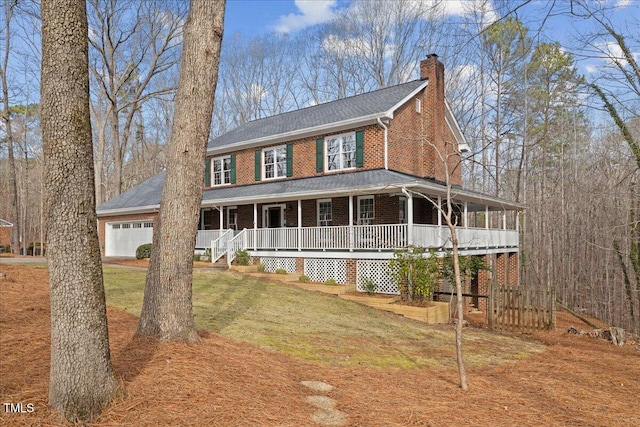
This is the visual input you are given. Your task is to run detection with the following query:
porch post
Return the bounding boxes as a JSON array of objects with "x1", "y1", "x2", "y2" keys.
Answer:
[
  {"x1": 406, "y1": 191, "x2": 413, "y2": 246},
  {"x1": 349, "y1": 195, "x2": 354, "y2": 251},
  {"x1": 437, "y1": 196, "x2": 442, "y2": 226},
  {"x1": 503, "y1": 209, "x2": 507, "y2": 230},
  {"x1": 485, "y1": 205, "x2": 489, "y2": 229},
  {"x1": 297, "y1": 199, "x2": 302, "y2": 251},
  {"x1": 253, "y1": 203, "x2": 258, "y2": 251},
  {"x1": 516, "y1": 211, "x2": 520, "y2": 233},
  {"x1": 219, "y1": 206, "x2": 223, "y2": 230},
  {"x1": 463, "y1": 202, "x2": 468, "y2": 228}
]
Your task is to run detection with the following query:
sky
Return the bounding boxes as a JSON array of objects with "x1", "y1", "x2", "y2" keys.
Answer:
[{"x1": 223, "y1": 0, "x2": 640, "y2": 76}]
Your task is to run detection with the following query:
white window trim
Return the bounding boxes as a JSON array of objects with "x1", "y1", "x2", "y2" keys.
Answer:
[
  {"x1": 226, "y1": 206, "x2": 238, "y2": 230},
  {"x1": 317, "y1": 198, "x2": 332, "y2": 227},
  {"x1": 415, "y1": 98, "x2": 422, "y2": 114},
  {"x1": 262, "y1": 145, "x2": 287, "y2": 180},
  {"x1": 324, "y1": 131, "x2": 357, "y2": 173},
  {"x1": 357, "y1": 195, "x2": 374, "y2": 225},
  {"x1": 211, "y1": 155, "x2": 232, "y2": 186},
  {"x1": 399, "y1": 196, "x2": 407, "y2": 224}
]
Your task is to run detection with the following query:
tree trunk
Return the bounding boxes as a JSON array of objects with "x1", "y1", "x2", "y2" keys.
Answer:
[
  {"x1": 1, "y1": 0, "x2": 20, "y2": 254},
  {"x1": 41, "y1": 0, "x2": 117, "y2": 421},
  {"x1": 136, "y1": 0, "x2": 225, "y2": 342}
]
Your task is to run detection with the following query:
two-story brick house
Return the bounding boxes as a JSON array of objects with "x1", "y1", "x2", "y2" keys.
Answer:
[{"x1": 97, "y1": 54, "x2": 521, "y2": 299}]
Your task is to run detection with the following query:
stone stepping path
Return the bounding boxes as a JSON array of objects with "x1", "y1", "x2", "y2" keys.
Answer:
[{"x1": 301, "y1": 380, "x2": 347, "y2": 426}]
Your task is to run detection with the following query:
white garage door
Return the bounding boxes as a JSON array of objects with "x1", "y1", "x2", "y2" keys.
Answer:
[{"x1": 105, "y1": 221, "x2": 154, "y2": 257}]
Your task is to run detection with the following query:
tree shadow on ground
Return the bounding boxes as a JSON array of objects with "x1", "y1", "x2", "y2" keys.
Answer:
[{"x1": 203, "y1": 276, "x2": 268, "y2": 333}]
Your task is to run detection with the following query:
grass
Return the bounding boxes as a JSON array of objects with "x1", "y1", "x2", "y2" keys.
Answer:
[{"x1": 103, "y1": 268, "x2": 545, "y2": 368}]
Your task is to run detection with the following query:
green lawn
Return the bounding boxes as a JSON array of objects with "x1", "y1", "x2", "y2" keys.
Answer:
[{"x1": 103, "y1": 267, "x2": 544, "y2": 368}]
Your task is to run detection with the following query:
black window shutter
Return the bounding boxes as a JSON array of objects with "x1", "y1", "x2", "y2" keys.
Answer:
[
  {"x1": 230, "y1": 154, "x2": 236, "y2": 184},
  {"x1": 316, "y1": 138, "x2": 324, "y2": 172},
  {"x1": 356, "y1": 130, "x2": 364, "y2": 167},
  {"x1": 254, "y1": 150, "x2": 261, "y2": 181},
  {"x1": 286, "y1": 144, "x2": 293, "y2": 177},
  {"x1": 204, "y1": 158, "x2": 211, "y2": 187}
]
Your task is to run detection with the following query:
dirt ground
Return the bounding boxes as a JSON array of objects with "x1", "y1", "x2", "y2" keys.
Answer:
[{"x1": 1, "y1": 263, "x2": 638, "y2": 427}]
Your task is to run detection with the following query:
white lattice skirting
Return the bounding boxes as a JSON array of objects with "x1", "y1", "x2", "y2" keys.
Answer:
[
  {"x1": 356, "y1": 260, "x2": 400, "y2": 295},
  {"x1": 260, "y1": 257, "x2": 297, "y2": 273},
  {"x1": 304, "y1": 259, "x2": 347, "y2": 284}
]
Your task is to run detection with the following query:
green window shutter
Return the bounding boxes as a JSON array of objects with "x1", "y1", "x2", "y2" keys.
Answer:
[
  {"x1": 230, "y1": 154, "x2": 236, "y2": 184},
  {"x1": 356, "y1": 130, "x2": 364, "y2": 167},
  {"x1": 254, "y1": 150, "x2": 261, "y2": 181},
  {"x1": 204, "y1": 158, "x2": 211, "y2": 187},
  {"x1": 286, "y1": 144, "x2": 293, "y2": 177},
  {"x1": 316, "y1": 138, "x2": 324, "y2": 172}
]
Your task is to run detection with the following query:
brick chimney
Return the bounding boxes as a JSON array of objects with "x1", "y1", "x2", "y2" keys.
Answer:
[{"x1": 418, "y1": 54, "x2": 460, "y2": 184}]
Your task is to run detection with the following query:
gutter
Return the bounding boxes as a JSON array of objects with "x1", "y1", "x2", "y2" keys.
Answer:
[{"x1": 377, "y1": 117, "x2": 390, "y2": 170}]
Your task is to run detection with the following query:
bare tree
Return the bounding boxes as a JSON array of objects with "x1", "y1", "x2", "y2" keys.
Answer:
[
  {"x1": 88, "y1": 0, "x2": 184, "y2": 203},
  {"x1": 136, "y1": 0, "x2": 225, "y2": 342},
  {"x1": 41, "y1": 0, "x2": 117, "y2": 421},
  {"x1": 0, "y1": 0, "x2": 20, "y2": 253}
]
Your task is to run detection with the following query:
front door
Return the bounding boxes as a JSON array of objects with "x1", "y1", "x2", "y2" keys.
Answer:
[
  {"x1": 268, "y1": 207, "x2": 281, "y2": 228},
  {"x1": 262, "y1": 204, "x2": 285, "y2": 228}
]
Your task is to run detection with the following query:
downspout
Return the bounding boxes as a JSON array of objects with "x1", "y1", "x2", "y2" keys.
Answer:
[{"x1": 377, "y1": 117, "x2": 389, "y2": 170}]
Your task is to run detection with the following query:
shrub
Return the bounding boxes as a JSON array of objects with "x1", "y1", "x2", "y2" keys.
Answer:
[
  {"x1": 324, "y1": 278, "x2": 337, "y2": 286},
  {"x1": 389, "y1": 247, "x2": 439, "y2": 303},
  {"x1": 135, "y1": 243, "x2": 152, "y2": 259},
  {"x1": 275, "y1": 268, "x2": 287, "y2": 274},
  {"x1": 234, "y1": 249, "x2": 250, "y2": 265},
  {"x1": 299, "y1": 275, "x2": 310, "y2": 282},
  {"x1": 257, "y1": 263, "x2": 265, "y2": 272},
  {"x1": 193, "y1": 254, "x2": 201, "y2": 262},
  {"x1": 363, "y1": 277, "x2": 377, "y2": 295}
]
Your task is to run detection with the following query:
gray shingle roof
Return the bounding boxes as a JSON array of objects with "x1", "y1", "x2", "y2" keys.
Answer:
[
  {"x1": 96, "y1": 168, "x2": 522, "y2": 214},
  {"x1": 97, "y1": 171, "x2": 166, "y2": 212},
  {"x1": 208, "y1": 79, "x2": 427, "y2": 149}
]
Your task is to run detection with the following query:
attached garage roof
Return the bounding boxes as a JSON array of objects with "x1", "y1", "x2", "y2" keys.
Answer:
[{"x1": 96, "y1": 169, "x2": 522, "y2": 216}]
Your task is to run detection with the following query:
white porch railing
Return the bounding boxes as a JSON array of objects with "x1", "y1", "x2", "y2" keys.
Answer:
[
  {"x1": 227, "y1": 229, "x2": 249, "y2": 266},
  {"x1": 210, "y1": 229, "x2": 233, "y2": 263},
  {"x1": 196, "y1": 229, "x2": 228, "y2": 248},
  {"x1": 413, "y1": 225, "x2": 519, "y2": 249},
  {"x1": 208, "y1": 224, "x2": 518, "y2": 261}
]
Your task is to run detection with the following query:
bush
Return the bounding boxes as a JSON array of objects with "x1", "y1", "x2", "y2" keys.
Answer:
[
  {"x1": 135, "y1": 243, "x2": 152, "y2": 259},
  {"x1": 257, "y1": 263, "x2": 265, "y2": 272},
  {"x1": 324, "y1": 278, "x2": 337, "y2": 286},
  {"x1": 298, "y1": 275, "x2": 310, "y2": 282},
  {"x1": 275, "y1": 268, "x2": 287, "y2": 274},
  {"x1": 194, "y1": 254, "x2": 201, "y2": 262},
  {"x1": 390, "y1": 247, "x2": 439, "y2": 303},
  {"x1": 363, "y1": 277, "x2": 377, "y2": 295},
  {"x1": 234, "y1": 249, "x2": 250, "y2": 265}
]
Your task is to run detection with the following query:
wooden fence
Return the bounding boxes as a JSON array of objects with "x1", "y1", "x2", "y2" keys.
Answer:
[{"x1": 487, "y1": 284, "x2": 556, "y2": 332}]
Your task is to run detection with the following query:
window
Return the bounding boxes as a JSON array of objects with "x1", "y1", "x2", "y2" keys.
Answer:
[
  {"x1": 112, "y1": 224, "x2": 121, "y2": 229},
  {"x1": 317, "y1": 199, "x2": 332, "y2": 226},
  {"x1": 144, "y1": 222, "x2": 153, "y2": 228},
  {"x1": 358, "y1": 196, "x2": 374, "y2": 225},
  {"x1": 326, "y1": 132, "x2": 356, "y2": 171},
  {"x1": 226, "y1": 207, "x2": 238, "y2": 230},
  {"x1": 212, "y1": 156, "x2": 232, "y2": 186},
  {"x1": 415, "y1": 98, "x2": 422, "y2": 114},
  {"x1": 121, "y1": 223, "x2": 131, "y2": 229},
  {"x1": 263, "y1": 145, "x2": 287, "y2": 179},
  {"x1": 133, "y1": 222, "x2": 142, "y2": 229},
  {"x1": 399, "y1": 197, "x2": 407, "y2": 224}
]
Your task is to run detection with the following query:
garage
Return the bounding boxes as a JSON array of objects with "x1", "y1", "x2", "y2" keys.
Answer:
[{"x1": 104, "y1": 221, "x2": 154, "y2": 257}]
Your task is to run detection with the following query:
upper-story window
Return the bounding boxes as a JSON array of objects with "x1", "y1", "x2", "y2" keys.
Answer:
[
  {"x1": 263, "y1": 145, "x2": 287, "y2": 179},
  {"x1": 212, "y1": 156, "x2": 232, "y2": 186},
  {"x1": 255, "y1": 144, "x2": 292, "y2": 181},
  {"x1": 326, "y1": 132, "x2": 356, "y2": 171},
  {"x1": 316, "y1": 130, "x2": 364, "y2": 173},
  {"x1": 205, "y1": 154, "x2": 235, "y2": 187}
]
